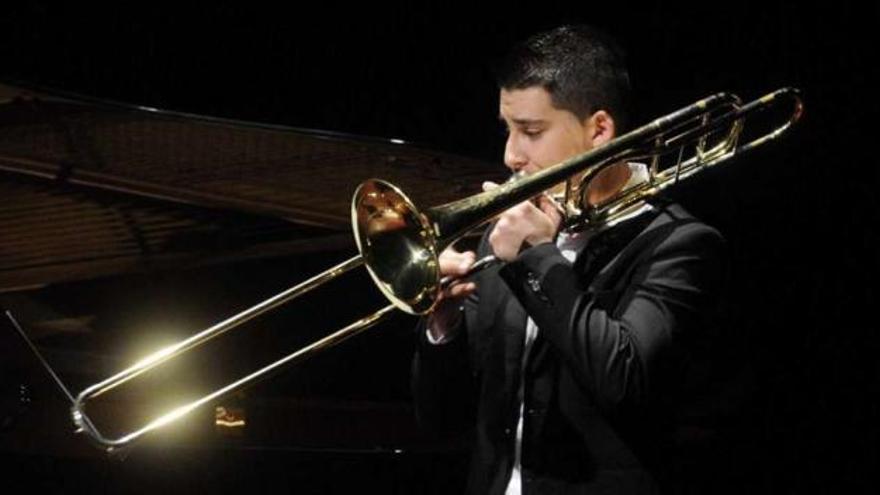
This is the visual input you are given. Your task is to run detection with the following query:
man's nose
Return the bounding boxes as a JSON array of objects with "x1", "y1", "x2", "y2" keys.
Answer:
[{"x1": 504, "y1": 136, "x2": 528, "y2": 172}]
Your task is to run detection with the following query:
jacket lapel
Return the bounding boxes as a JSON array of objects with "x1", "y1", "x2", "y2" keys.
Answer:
[{"x1": 501, "y1": 293, "x2": 527, "y2": 407}]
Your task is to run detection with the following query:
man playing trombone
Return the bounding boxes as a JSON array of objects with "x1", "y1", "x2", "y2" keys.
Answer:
[{"x1": 412, "y1": 25, "x2": 728, "y2": 494}]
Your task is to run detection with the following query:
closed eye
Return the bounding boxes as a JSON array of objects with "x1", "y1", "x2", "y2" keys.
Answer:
[{"x1": 522, "y1": 128, "x2": 544, "y2": 138}]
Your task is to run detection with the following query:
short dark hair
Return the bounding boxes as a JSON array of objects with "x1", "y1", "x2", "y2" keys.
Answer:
[{"x1": 496, "y1": 25, "x2": 632, "y2": 131}]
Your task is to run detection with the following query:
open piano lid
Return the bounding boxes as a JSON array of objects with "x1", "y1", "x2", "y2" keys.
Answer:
[{"x1": 0, "y1": 82, "x2": 499, "y2": 291}]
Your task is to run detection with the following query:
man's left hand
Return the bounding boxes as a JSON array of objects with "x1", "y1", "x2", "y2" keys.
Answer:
[{"x1": 485, "y1": 181, "x2": 563, "y2": 261}]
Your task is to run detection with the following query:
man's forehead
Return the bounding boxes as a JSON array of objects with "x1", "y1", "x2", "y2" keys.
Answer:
[
  {"x1": 499, "y1": 87, "x2": 561, "y2": 123},
  {"x1": 499, "y1": 86, "x2": 552, "y2": 104}
]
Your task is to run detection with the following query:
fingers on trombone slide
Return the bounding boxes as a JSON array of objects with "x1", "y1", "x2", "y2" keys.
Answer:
[{"x1": 439, "y1": 251, "x2": 497, "y2": 294}]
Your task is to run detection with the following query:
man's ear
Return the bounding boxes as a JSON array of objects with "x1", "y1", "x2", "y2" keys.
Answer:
[{"x1": 585, "y1": 110, "x2": 616, "y2": 147}]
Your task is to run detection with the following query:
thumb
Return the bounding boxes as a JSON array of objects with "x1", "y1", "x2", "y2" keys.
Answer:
[
  {"x1": 482, "y1": 181, "x2": 499, "y2": 192},
  {"x1": 538, "y1": 194, "x2": 564, "y2": 227}
]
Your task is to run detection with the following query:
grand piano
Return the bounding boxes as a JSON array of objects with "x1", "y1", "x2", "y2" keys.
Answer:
[{"x1": 0, "y1": 82, "x2": 503, "y2": 492}]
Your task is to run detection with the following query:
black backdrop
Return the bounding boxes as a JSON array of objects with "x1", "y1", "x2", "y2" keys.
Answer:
[{"x1": 1, "y1": 3, "x2": 877, "y2": 493}]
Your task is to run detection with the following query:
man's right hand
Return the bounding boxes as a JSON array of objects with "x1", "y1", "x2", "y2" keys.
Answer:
[{"x1": 427, "y1": 246, "x2": 477, "y2": 342}]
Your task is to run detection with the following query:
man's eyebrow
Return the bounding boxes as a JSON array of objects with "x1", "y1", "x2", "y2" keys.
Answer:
[{"x1": 497, "y1": 115, "x2": 545, "y2": 126}]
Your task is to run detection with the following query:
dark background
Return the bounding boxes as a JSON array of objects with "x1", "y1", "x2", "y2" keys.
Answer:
[{"x1": 0, "y1": 2, "x2": 877, "y2": 493}]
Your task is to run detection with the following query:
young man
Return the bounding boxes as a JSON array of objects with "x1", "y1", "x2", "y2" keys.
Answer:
[{"x1": 412, "y1": 25, "x2": 727, "y2": 494}]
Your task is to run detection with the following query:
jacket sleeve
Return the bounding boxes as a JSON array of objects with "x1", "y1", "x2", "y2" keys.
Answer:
[
  {"x1": 411, "y1": 286, "x2": 482, "y2": 432},
  {"x1": 410, "y1": 229, "x2": 501, "y2": 433},
  {"x1": 498, "y1": 221, "x2": 726, "y2": 412}
]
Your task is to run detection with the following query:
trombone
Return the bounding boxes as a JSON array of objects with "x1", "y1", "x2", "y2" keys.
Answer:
[{"x1": 10, "y1": 87, "x2": 803, "y2": 452}]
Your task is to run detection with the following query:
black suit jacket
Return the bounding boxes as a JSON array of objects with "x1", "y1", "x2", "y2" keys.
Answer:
[{"x1": 412, "y1": 203, "x2": 727, "y2": 494}]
